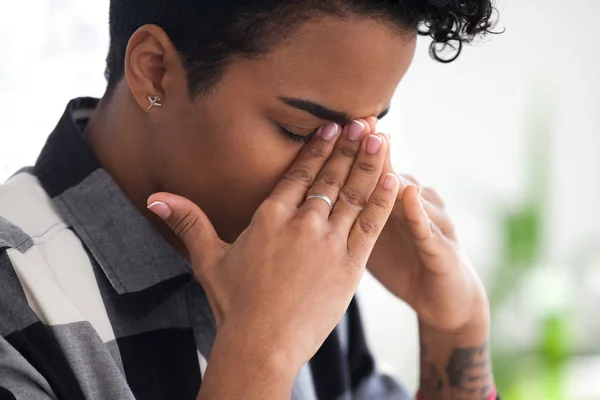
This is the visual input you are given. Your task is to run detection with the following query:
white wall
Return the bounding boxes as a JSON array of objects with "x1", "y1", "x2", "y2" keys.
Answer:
[
  {"x1": 1, "y1": 0, "x2": 599, "y2": 394},
  {"x1": 359, "y1": 0, "x2": 600, "y2": 392}
]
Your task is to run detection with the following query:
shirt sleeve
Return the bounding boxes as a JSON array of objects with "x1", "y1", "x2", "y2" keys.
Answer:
[
  {"x1": 0, "y1": 251, "x2": 57, "y2": 400},
  {"x1": 0, "y1": 337, "x2": 58, "y2": 400}
]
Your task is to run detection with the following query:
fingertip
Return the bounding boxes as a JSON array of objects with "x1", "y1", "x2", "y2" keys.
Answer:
[
  {"x1": 366, "y1": 116, "x2": 378, "y2": 133},
  {"x1": 374, "y1": 133, "x2": 390, "y2": 152},
  {"x1": 147, "y1": 200, "x2": 172, "y2": 220},
  {"x1": 147, "y1": 192, "x2": 171, "y2": 206},
  {"x1": 383, "y1": 172, "x2": 399, "y2": 190},
  {"x1": 355, "y1": 119, "x2": 370, "y2": 135},
  {"x1": 401, "y1": 180, "x2": 419, "y2": 198},
  {"x1": 147, "y1": 194, "x2": 159, "y2": 207}
]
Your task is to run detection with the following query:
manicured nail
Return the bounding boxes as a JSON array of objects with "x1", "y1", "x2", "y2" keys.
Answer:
[
  {"x1": 319, "y1": 123, "x2": 339, "y2": 141},
  {"x1": 147, "y1": 201, "x2": 172, "y2": 220},
  {"x1": 383, "y1": 173, "x2": 399, "y2": 190},
  {"x1": 366, "y1": 135, "x2": 382, "y2": 154},
  {"x1": 347, "y1": 120, "x2": 365, "y2": 141}
]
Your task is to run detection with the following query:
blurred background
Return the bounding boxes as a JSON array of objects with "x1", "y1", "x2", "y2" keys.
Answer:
[{"x1": 1, "y1": 0, "x2": 599, "y2": 399}]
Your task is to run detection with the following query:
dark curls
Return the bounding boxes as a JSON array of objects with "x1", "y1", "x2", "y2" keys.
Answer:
[
  {"x1": 415, "y1": 0, "x2": 498, "y2": 62},
  {"x1": 105, "y1": 0, "x2": 499, "y2": 97}
]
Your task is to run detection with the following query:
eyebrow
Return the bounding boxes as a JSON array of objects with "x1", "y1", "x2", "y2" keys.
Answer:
[{"x1": 278, "y1": 97, "x2": 390, "y2": 125}]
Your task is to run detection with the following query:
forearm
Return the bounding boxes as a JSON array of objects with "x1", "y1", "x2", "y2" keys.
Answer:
[
  {"x1": 417, "y1": 313, "x2": 495, "y2": 400},
  {"x1": 197, "y1": 327, "x2": 300, "y2": 400}
]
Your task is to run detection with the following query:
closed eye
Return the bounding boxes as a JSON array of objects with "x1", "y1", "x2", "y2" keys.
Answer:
[{"x1": 278, "y1": 125, "x2": 318, "y2": 144}]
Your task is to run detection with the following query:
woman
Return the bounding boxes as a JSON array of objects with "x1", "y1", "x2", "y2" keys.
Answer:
[{"x1": 0, "y1": 1, "x2": 499, "y2": 399}]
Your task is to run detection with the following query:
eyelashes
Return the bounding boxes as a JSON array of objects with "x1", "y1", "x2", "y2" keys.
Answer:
[{"x1": 279, "y1": 125, "x2": 318, "y2": 144}]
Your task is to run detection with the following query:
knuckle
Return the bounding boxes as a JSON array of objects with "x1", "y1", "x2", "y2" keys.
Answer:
[
  {"x1": 307, "y1": 145, "x2": 326, "y2": 159},
  {"x1": 429, "y1": 220, "x2": 440, "y2": 235},
  {"x1": 357, "y1": 162, "x2": 377, "y2": 174},
  {"x1": 256, "y1": 198, "x2": 288, "y2": 221},
  {"x1": 284, "y1": 167, "x2": 314, "y2": 185},
  {"x1": 369, "y1": 194, "x2": 392, "y2": 210},
  {"x1": 316, "y1": 171, "x2": 344, "y2": 191},
  {"x1": 340, "y1": 187, "x2": 368, "y2": 208},
  {"x1": 423, "y1": 186, "x2": 436, "y2": 196},
  {"x1": 295, "y1": 209, "x2": 326, "y2": 232},
  {"x1": 172, "y1": 210, "x2": 200, "y2": 239},
  {"x1": 423, "y1": 187, "x2": 446, "y2": 208},
  {"x1": 337, "y1": 145, "x2": 358, "y2": 159},
  {"x1": 358, "y1": 217, "x2": 378, "y2": 237}
]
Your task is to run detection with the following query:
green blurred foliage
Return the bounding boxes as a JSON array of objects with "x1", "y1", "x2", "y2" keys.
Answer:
[{"x1": 488, "y1": 85, "x2": 577, "y2": 399}]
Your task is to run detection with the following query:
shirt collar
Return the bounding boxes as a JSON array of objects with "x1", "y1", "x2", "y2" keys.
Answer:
[{"x1": 34, "y1": 97, "x2": 191, "y2": 295}]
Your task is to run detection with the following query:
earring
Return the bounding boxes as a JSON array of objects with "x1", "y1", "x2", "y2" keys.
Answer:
[{"x1": 147, "y1": 96, "x2": 162, "y2": 110}]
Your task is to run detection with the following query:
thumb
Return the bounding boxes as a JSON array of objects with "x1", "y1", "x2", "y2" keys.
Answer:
[
  {"x1": 147, "y1": 192, "x2": 225, "y2": 266},
  {"x1": 366, "y1": 116, "x2": 393, "y2": 176}
]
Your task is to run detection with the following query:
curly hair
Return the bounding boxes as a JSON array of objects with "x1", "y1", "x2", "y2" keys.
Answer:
[
  {"x1": 416, "y1": 0, "x2": 498, "y2": 62},
  {"x1": 105, "y1": 0, "x2": 498, "y2": 97}
]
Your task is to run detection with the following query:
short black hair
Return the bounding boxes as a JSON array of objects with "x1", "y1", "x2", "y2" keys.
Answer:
[{"x1": 105, "y1": 0, "x2": 498, "y2": 98}]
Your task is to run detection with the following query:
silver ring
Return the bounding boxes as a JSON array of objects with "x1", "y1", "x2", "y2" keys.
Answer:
[{"x1": 305, "y1": 193, "x2": 334, "y2": 211}]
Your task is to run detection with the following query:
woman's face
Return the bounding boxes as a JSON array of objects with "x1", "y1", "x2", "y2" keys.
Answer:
[{"x1": 152, "y1": 16, "x2": 416, "y2": 242}]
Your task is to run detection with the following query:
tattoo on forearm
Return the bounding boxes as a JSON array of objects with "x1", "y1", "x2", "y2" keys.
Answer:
[
  {"x1": 446, "y1": 341, "x2": 492, "y2": 399},
  {"x1": 419, "y1": 341, "x2": 493, "y2": 400},
  {"x1": 420, "y1": 343, "x2": 443, "y2": 392}
]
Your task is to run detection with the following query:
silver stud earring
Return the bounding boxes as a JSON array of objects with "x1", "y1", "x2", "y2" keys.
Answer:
[{"x1": 147, "y1": 96, "x2": 162, "y2": 110}]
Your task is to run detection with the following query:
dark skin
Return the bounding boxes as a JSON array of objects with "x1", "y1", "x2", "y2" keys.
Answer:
[
  {"x1": 86, "y1": 14, "x2": 494, "y2": 400},
  {"x1": 85, "y1": 16, "x2": 409, "y2": 246}
]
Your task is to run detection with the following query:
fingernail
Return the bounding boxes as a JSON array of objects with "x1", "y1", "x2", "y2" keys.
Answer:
[
  {"x1": 383, "y1": 173, "x2": 399, "y2": 190},
  {"x1": 366, "y1": 135, "x2": 382, "y2": 154},
  {"x1": 147, "y1": 201, "x2": 172, "y2": 220},
  {"x1": 347, "y1": 120, "x2": 365, "y2": 141},
  {"x1": 319, "y1": 123, "x2": 339, "y2": 141}
]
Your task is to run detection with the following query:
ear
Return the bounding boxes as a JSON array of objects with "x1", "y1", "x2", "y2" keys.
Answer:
[{"x1": 123, "y1": 24, "x2": 180, "y2": 112}]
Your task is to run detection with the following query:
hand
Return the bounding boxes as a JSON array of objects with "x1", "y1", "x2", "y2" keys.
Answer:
[
  {"x1": 358, "y1": 117, "x2": 489, "y2": 333},
  {"x1": 147, "y1": 122, "x2": 399, "y2": 370}
]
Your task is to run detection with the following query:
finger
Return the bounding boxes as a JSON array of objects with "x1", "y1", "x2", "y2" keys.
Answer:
[
  {"x1": 270, "y1": 122, "x2": 340, "y2": 208},
  {"x1": 347, "y1": 172, "x2": 399, "y2": 263},
  {"x1": 401, "y1": 185, "x2": 453, "y2": 260},
  {"x1": 380, "y1": 131, "x2": 394, "y2": 177},
  {"x1": 365, "y1": 116, "x2": 378, "y2": 134},
  {"x1": 394, "y1": 177, "x2": 454, "y2": 238},
  {"x1": 400, "y1": 173, "x2": 421, "y2": 190},
  {"x1": 421, "y1": 186, "x2": 446, "y2": 209},
  {"x1": 147, "y1": 193, "x2": 226, "y2": 270},
  {"x1": 422, "y1": 198, "x2": 455, "y2": 239},
  {"x1": 330, "y1": 133, "x2": 389, "y2": 231},
  {"x1": 302, "y1": 119, "x2": 368, "y2": 216}
]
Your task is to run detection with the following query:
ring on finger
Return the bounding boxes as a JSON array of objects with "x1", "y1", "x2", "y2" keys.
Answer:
[{"x1": 305, "y1": 193, "x2": 334, "y2": 212}]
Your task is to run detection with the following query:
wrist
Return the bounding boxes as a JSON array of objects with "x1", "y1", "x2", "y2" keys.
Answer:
[
  {"x1": 418, "y1": 300, "x2": 495, "y2": 400},
  {"x1": 218, "y1": 321, "x2": 303, "y2": 375},
  {"x1": 419, "y1": 291, "x2": 490, "y2": 345},
  {"x1": 198, "y1": 324, "x2": 301, "y2": 400}
]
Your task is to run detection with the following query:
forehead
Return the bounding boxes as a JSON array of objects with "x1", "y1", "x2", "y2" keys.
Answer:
[{"x1": 230, "y1": 15, "x2": 417, "y2": 119}]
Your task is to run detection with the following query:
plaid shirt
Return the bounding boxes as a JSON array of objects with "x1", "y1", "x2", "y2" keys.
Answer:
[{"x1": 0, "y1": 97, "x2": 412, "y2": 400}]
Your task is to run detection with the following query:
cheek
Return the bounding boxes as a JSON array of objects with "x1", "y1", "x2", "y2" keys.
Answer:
[{"x1": 209, "y1": 119, "x2": 300, "y2": 196}]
